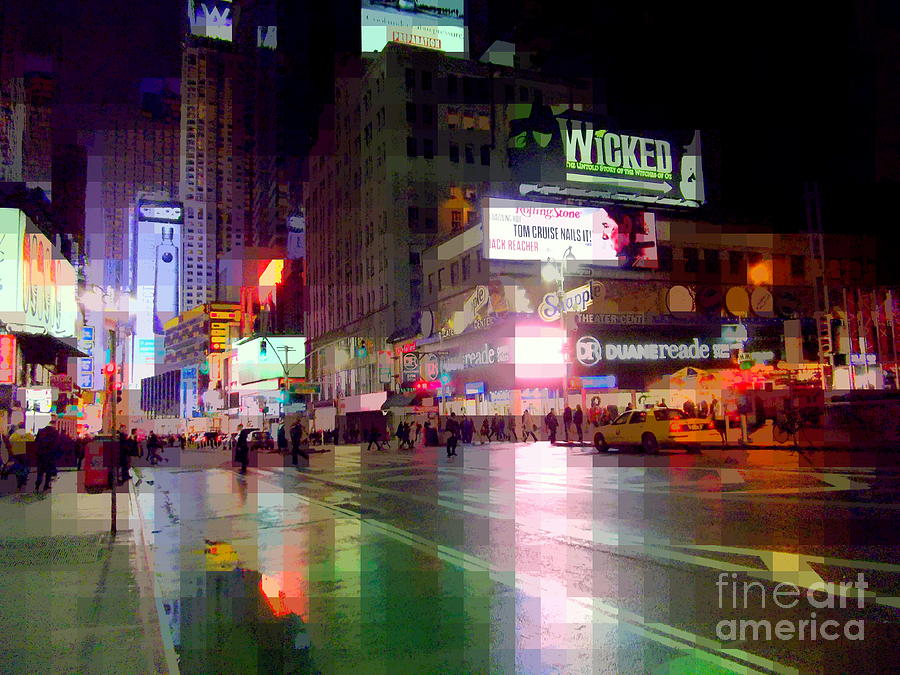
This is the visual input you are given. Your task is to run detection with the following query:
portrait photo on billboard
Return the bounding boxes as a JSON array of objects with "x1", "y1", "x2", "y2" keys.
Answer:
[
  {"x1": 506, "y1": 104, "x2": 704, "y2": 208},
  {"x1": 483, "y1": 198, "x2": 657, "y2": 269}
]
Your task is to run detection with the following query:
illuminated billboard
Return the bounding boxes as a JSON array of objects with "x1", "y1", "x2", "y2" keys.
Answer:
[
  {"x1": 188, "y1": 0, "x2": 234, "y2": 42},
  {"x1": 0, "y1": 209, "x2": 78, "y2": 338},
  {"x1": 236, "y1": 336, "x2": 306, "y2": 385},
  {"x1": 362, "y1": 0, "x2": 467, "y2": 55},
  {"x1": 483, "y1": 198, "x2": 658, "y2": 268},
  {"x1": 507, "y1": 104, "x2": 704, "y2": 208}
]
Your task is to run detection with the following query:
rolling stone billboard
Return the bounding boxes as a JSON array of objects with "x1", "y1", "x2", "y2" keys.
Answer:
[
  {"x1": 361, "y1": 0, "x2": 467, "y2": 55},
  {"x1": 483, "y1": 198, "x2": 658, "y2": 269},
  {"x1": 506, "y1": 104, "x2": 704, "y2": 208}
]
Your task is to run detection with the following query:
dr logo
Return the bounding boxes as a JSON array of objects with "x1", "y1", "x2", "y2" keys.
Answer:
[{"x1": 576, "y1": 336, "x2": 603, "y2": 366}]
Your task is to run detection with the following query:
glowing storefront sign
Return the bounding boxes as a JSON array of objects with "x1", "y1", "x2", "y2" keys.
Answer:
[
  {"x1": 576, "y1": 336, "x2": 730, "y2": 366},
  {"x1": 361, "y1": 0, "x2": 466, "y2": 55},
  {"x1": 538, "y1": 283, "x2": 593, "y2": 321}
]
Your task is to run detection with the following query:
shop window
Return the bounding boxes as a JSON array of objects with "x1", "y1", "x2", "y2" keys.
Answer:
[
  {"x1": 464, "y1": 144, "x2": 474, "y2": 164},
  {"x1": 423, "y1": 138, "x2": 434, "y2": 159},
  {"x1": 684, "y1": 247, "x2": 699, "y2": 273},
  {"x1": 422, "y1": 104, "x2": 433, "y2": 125},
  {"x1": 438, "y1": 268, "x2": 445, "y2": 291},
  {"x1": 658, "y1": 245, "x2": 673, "y2": 271},
  {"x1": 729, "y1": 251, "x2": 743, "y2": 275},
  {"x1": 480, "y1": 145, "x2": 491, "y2": 165},
  {"x1": 451, "y1": 210, "x2": 462, "y2": 230},
  {"x1": 405, "y1": 68, "x2": 415, "y2": 89},
  {"x1": 704, "y1": 249, "x2": 720, "y2": 274}
]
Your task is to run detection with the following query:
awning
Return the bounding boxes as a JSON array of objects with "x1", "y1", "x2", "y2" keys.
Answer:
[
  {"x1": 381, "y1": 392, "x2": 417, "y2": 410},
  {"x1": 15, "y1": 333, "x2": 88, "y2": 364}
]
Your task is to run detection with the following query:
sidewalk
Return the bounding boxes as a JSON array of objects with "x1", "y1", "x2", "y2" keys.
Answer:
[{"x1": 0, "y1": 468, "x2": 174, "y2": 674}]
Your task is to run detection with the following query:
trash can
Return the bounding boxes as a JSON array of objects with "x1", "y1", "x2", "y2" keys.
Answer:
[{"x1": 81, "y1": 435, "x2": 116, "y2": 492}]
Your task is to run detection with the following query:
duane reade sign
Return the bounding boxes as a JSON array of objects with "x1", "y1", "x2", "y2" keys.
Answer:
[{"x1": 576, "y1": 336, "x2": 731, "y2": 366}]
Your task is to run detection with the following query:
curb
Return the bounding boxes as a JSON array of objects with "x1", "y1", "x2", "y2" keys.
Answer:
[{"x1": 128, "y1": 472, "x2": 181, "y2": 675}]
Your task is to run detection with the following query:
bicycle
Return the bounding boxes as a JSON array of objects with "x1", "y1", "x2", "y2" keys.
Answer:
[{"x1": 773, "y1": 410, "x2": 817, "y2": 450}]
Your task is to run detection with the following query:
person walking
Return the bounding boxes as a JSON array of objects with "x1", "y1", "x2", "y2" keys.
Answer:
[
  {"x1": 445, "y1": 413, "x2": 460, "y2": 458},
  {"x1": 522, "y1": 409, "x2": 539, "y2": 443},
  {"x1": 290, "y1": 422, "x2": 306, "y2": 464},
  {"x1": 479, "y1": 419, "x2": 491, "y2": 444},
  {"x1": 277, "y1": 423, "x2": 288, "y2": 455},
  {"x1": 545, "y1": 409, "x2": 559, "y2": 445},
  {"x1": 34, "y1": 420, "x2": 61, "y2": 493},
  {"x1": 4, "y1": 425, "x2": 32, "y2": 490},
  {"x1": 366, "y1": 428, "x2": 383, "y2": 452},
  {"x1": 573, "y1": 404, "x2": 584, "y2": 445},
  {"x1": 563, "y1": 406, "x2": 573, "y2": 444},
  {"x1": 74, "y1": 433, "x2": 87, "y2": 471},
  {"x1": 235, "y1": 425, "x2": 252, "y2": 474},
  {"x1": 507, "y1": 415, "x2": 518, "y2": 442},
  {"x1": 489, "y1": 414, "x2": 500, "y2": 442},
  {"x1": 146, "y1": 431, "x2": 162, "y2": 465},
  {"x1": 460, "y1": 415, "x2": 473, "y2": 444},
  {"x1": 115, "y1": 424, "x2": 133, "y2": 485}
]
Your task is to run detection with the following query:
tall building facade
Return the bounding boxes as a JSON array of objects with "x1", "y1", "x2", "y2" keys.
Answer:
[
  {"x1": 81, "y1": 105, "x2": 180, "y2": 292},
  {"x1": 179, "y1": 40, "x2": 251, "y2": 310},
  {"x1": 303, "y1": 42, "x2": 594, "y2": 410}
]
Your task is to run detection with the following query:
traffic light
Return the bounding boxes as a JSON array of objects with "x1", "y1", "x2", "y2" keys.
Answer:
[
  {"x1": 439, "y1": 373, "x2": 451, "y2": 386},
  {"x1": 260, "y1": 340, "x2": 268, "y2": 357},
  {"x1": 116, "y1": 391, "x2": 123, "y2": 404},
  {"x1": 103, "y1": 362, "x2": 117, "y2": 377}
]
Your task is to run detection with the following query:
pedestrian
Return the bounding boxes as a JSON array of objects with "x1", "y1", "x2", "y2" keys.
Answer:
[
  {"x1": 179, "y1": 434, "x2": 186, "y2": 450},
  {"x1": 277, "y1": 423, "x2": 288, "y2": 454},
  {"x1": 479, "y1": 419, "x2": 491, "y2": 444},
  {"x1": 366, "y1": 428, "x2": 383, "y2": 452},
  {"x1": 290, "y1": 422, "x2": 306, "y2": 464},
  {"x1": 394, "y1": 421, "x2": 405, "y2": 450},
  {"x1": 460, "y1": 415, "x2": 473, "y2": 444},
  {"x1": 147, "y1": 431, "x2": 164, "y2": 464},
  {"x1": 545, "y1": 409, "x2": 559, "y2": 445},
  {"x1": 34, "y1": 420, "x2": 61, "y2": 493},
  {"x1": 709, "y1": 396, "x2": 720, "y2": 421},
  {"x1": 489, "y1": 414, "x2": 500, "y2": 442},
  {"x1": 445, "y1": 412, "x2": 460, "y2": 458},
  {"x1": 413, "y1": 422, "x2": 422, "y2": 447},
  {"x1": 699, "y1": 399, "x2": 709, "y2": 418},
  {"x1": 625, "y1": 401, "x2": 634, "y2": 412},
  {"x1": 658, "y1": 399, "x2": 668, "y2": 408},
  {"x1": 573, "y1": 404, "x2": 584, "y2": 445},
  {"x1": 522, "y1": 409, "x2": 538, "y2": 442},
  {"x1": 497, "y1": 415, "x2": 507, "y2": 441},
  {"x1": 115, "y1": 424, "x2": 132, "y2": 485},
  {"x1": 74, "y1": 433, "x2": 87, "y2": 471},
  {"x1": 712, "y1": 396, "x2": 726, "y2": 445},
  {"x1": 563, "y1": 406, "x2": 573, "y2": 444},
  {"x1": 235, "y1": 425, "x2": 251, "y2": 474},
  {"x1": 507, "y1": 415, "x2": 518, "y2": 442}
]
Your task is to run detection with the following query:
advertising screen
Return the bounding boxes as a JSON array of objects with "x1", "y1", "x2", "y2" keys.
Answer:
[
  {"x1": 236, "y1": 336, "x2": 306, "y2": 385},
  {"x1": 361, "y1": 0, "x2": 467, "y2": 55},
  {"x1": 483, "y1": 198, "x2": 657, "y2": 268},
  {"x1": 507, "y1": 104, "x2": 704, "y2": 208},
  {"x1": 188, "y1": 0, "x2": 234, "y2": 42},
  {"x1": 0, "y1": 208, "x2": 78, "y2": 338}
]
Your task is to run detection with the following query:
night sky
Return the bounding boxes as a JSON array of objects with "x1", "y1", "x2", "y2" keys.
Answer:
[{"x1": 13, "y1": 0, "x2": 899, "y2": 277}]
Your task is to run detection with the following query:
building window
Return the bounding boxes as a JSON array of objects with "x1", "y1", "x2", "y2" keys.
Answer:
[
  {"x1": 438, "y1": 268, "x2": 445, "y2": 291},
  {"x1": 684, "y1": 247, "x2": 699, "y2": 273},
  {"x1": 406, "y1": 102, "x2": 416, "y2": 123},
  {"x1": 423, "y1": 138, "x2": 434, "y2": 159},
  {"x1": 421, "y1": 71, "x2": 432, "y2": 90},
  {"x1": 729, "y1": 251, "x2": 743, "y2": 275},
  {"x1": 422, "y1": 104, "x2": 433, "y2": 125},
  {"x1": 791, "y1": 255, "x2": 805, "y2": 277},
  {"x1": 405, "y1": 68, "x2": 415, "y2": 89},
  {"x1": 461, "y1": 255, "x2": 471, "y2": 280},
  {"x1": 449, "y1": 142, "x2": 459, "y2": 163},
  {"x1": 657, "y1": 245, "x2": 672, "y2": 271},
  {"x1": 464, "y1": 144, "x2": 474, "y2": 164},
  {"x1": 428, "y1": 273, "x2": 434, "y2": 295},
  {"x1": 409, "y1": 251, "x2": 421, "y2": 266},
  {"x1": 505, "y1": 84, "x2": 514, "y2": 101},
  {"x1": 519, "y1": 86, "x2": 529, "y2": 101},
  {"x1": 451, "y1": 210, "x2": 462, "y2": 230},
  {"x1": 450, "y1": 262, "x2": 459, "y2": 285},
  {"x1": 704, "y1": 249, "x2": 720, "y2": 274},
  {"x1": 408, "y1": 206, "x2": 419, "y2": 228},
  {"x1": 406, "y1": 137, "x2": 417, "y2": 157},
  {"x1": 448, "y1": 74, "x2": 457, "y2": 96},
  {"x1": 480, "y1": 145, "x2": 491, "y2": 165},
  {"x1": 476, "y1": 250, "x2": 482, "y2": 273}
]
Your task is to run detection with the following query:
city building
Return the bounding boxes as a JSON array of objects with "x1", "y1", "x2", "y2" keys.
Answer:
[{"x1": 303, "y1": 42, "x2": 594, "y2": 427}]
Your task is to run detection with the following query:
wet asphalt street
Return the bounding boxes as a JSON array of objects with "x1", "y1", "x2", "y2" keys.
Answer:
[{"x1": 133, "y1": 441, "x2": 900, "y2": 674}]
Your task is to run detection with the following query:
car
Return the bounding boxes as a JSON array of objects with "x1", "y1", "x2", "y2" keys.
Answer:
[
  {"x1": 593, "y1": 407, "x2": 720, "y2": 453},
  {"x1": 248, "y1": 431, "x2": 275, "y2": 452}
]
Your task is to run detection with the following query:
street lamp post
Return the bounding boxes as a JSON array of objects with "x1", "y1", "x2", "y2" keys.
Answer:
[{"x1": 542, "y1": 260, "x2": 568, "y2": 412}]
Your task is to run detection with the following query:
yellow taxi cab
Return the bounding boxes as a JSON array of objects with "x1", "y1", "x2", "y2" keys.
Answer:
[{"x1": 593, "y1": 407, "x2": 719, "y2": 453}]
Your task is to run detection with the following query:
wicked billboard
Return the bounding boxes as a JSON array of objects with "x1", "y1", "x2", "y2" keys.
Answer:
[{"x1": 506, "y1": 104, "x2": 704, "y2": 208}]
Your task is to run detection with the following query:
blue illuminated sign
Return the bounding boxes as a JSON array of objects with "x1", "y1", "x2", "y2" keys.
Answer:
[
  {"x1": 464, "y1": 381, "x2": 485, "y2": 396},
  {"x1": 581, "y1": 375, "x2": 617, "y2": 389}
]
